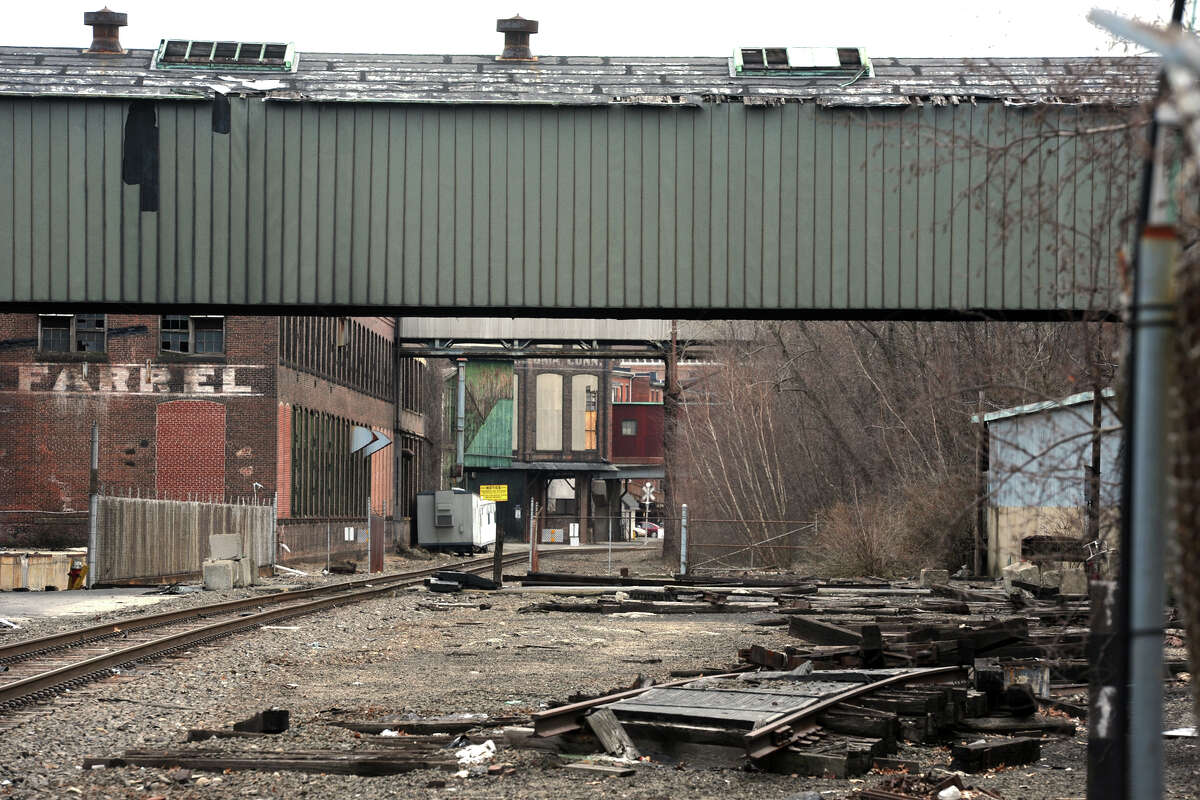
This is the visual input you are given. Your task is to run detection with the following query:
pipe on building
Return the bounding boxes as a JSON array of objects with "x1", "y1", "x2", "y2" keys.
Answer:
[
  {"x1": 455, "y1": 358, "x2": 466, "y2": 480},
  {"x1": 86, "y1": 421, "x2": 99, "y2": 588}
]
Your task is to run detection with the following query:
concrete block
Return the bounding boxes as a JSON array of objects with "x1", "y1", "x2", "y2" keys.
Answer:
[
  {"x1": 209, "y1": 533, "x2": 242, "y2": 561},
  {"x1": 1001, "y1": 562, "x2": 1040, "y2": 593},
  {"x1": 203, "y1": 559, "x2": 235, "y2": 591},
  {"x1": 920, "y1": 568, "x2": 950, "y2": 587},
  {"x1": 1059, "y1": 568, "x2": 1088, "y2": 595},
  {"x1": 1039, "y1": 568, "x2": 1062, "y2": 589}
]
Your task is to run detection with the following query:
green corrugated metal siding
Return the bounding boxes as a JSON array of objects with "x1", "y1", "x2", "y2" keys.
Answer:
[{"x1": 0, "y1": 97, "x2": 1136, "y2": 314}]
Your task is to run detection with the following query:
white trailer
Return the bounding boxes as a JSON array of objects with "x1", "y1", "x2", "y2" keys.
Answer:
[{"x1": 415, "y1": 489, "x2": 497, "y2": 553}]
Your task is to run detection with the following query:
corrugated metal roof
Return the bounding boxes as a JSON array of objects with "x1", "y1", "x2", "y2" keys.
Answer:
[
  {"x1": 0, "y1": 47, "x2": 1159, "y2": 106},
  {"x1": 972, "y1": 388, "x2": 1116, "y2": 424}
]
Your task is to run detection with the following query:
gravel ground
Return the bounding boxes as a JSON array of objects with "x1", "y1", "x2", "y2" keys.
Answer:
[{"x1": 0, "y1": 544, "x2": 1195, "y2": 799}]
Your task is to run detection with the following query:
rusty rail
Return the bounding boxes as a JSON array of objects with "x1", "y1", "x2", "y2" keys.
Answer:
[
  {"x1": 0, "y1": 549, "x2": 581, "y2": 711},
  {"x1": 742, "y1": 665, "x2": 966, "y2": 759}
]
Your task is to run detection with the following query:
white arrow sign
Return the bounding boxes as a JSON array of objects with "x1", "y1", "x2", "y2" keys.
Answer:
[{"x1": 350, "y1": 426, "x2": 392, "y2": 457}]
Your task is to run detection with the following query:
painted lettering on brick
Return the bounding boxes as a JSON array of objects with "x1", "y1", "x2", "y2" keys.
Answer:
[{"x1": 8, "y1": 364, "x2": 267, "y2": 396}]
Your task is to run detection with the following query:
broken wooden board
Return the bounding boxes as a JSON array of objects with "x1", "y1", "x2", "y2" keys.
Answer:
[
  {"x1": 562, "y1": 762, "x2": 636, "y2": 776},
  {"x1": 585, "y1": 708, "x2": 640, "y2": 760},
  {"x1": 83, "y1": 749, "x2": 458, "y2": 776},
  {"x1": 788, "y1": 616, "x2": 863, "y2": 645}
]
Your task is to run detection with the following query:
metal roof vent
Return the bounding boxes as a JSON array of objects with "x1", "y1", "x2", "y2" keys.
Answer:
[
  {"x1": 733, "y1": 46, "x2": 872, "y2": 78},
  {"x1": 497, "y1": 14, "x2": 538, "y2": 61},
  {"x1": 152, "y1": 39, "x2": 298, "y2": 71},
  {"x1": 84, "y1": 7, "x2": 127, "y2": 54}
]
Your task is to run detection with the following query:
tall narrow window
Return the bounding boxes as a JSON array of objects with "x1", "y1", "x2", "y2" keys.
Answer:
[
  {"x1": 39, "y1": 314, "x2": 106, "y2": 353},
  {"x1": 535, "y1": 373, "x2": 563, "y2": 451},
  {"x1": 572, "y1": 374, "x2": 599, "y2": 451},
  {"x1": 512, "y1": 373, "x2": 519, "y2": 452}
]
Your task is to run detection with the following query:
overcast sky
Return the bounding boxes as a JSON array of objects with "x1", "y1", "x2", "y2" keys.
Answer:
[{"x1": 10, "y1": 1, "x2": 1183, "y2": 58}]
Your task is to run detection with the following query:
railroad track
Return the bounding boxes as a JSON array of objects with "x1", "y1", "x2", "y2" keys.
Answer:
[{"x1": 0, "y1": 551, "x2": 536, "y2": 713}]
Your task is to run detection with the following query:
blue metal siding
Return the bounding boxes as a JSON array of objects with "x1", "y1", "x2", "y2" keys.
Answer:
[
  {"x1": 987, "y1": 403, "x2": 1122, "y2": 508},
  {"x1": 0, "y1": 98, "x2": 1137, "y2": 314}
]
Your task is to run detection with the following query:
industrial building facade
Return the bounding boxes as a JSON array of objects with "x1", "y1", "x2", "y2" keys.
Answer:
[{"x1": 0, "y1": 312, "x2": 435, "y2": 564}]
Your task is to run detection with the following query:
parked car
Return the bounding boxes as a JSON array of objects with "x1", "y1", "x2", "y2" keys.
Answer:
[{"x1": 634, "y1": 522, "x2": 662, "y2": 537}]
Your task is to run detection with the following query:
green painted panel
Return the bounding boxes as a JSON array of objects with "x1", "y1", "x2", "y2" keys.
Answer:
[
  {"x1": 383, "y1": 106, "x2": 404, "y2": 305},
  {"x1": 0, "y1": 103, "x2": 12, "y2": 301},
  {"x1": 0, "y1": 97, "x2": 1138, "y2": 316},
  {"x1": 743, "y1": 109, "x2": 764, "y2": 309},
  {"x1": 367, "y1": 107, "x2": 389, "y2": 307},
  {"x1": 333, "y1": 107, "x2": 355, "y2": 304},
  {"x1": 507, "y1": 110, "x2": 528, "y2": 307},
  {"x1": 864, "y1": 113, "x2": 884, "y2": 309},
  {"x1": 297, "y1": 105, "x2": 319, "y2": 304},
  {"x1": 847, "y1": 110, "x2": 867, "y2": 308},
  {"x1": 795, "y1": 103, "x2": 815, "y2": 307},
  {"x1": 915, "y1": 107, "x2": 936, "y2": 308},
  {"x1": 351, "y1": 106, "x2": 372, "y2": 305},
  {"x1": 210, "y1": 102, "x2": 232, "y2": 304},
  {"x1": 245, "y1": 101, "x2": 266, "y2": 304},
  {"x1": 315, "y1": 109, "x2": 337, "y2": 303},
  {"x1": 66, "y1": 104, "x2": 87, "y2": 302},
  {"x1": 726, "y1": 107, "x2": 746, "y2": 308},
  {"x1": 173, "y1": 104, "x2": 195, "y2": 303},
  {"x1": 30, "y1": 104, "x2": 50, "y2": 301},
  {"x1": 588, "y1": 113, "x2": 608, "y2": 307},
  {"x1": 491, "y1": 110, "x2": 509, "y2": 307},
  {"x1": 674, "y1": 113, "x2": 695, "y2": 309},
  {"x1": 690, "y1": 110, "x2": 710, "y2": 308},
  {"x1": 264, "y1": 103, "x2": 286, "y2": 304},
  {"x1": 812, "y1": 109, "x2": 832, "y2": 307},
  {"x1": 156, "y1": 105, "x2": 177, "y2": 302}
]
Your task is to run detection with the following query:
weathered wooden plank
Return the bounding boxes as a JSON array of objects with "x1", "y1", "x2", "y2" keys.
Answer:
[
  {"x1": 788, "y1": 615, "x2": 864, "y2": 646},
  {"x1": 585, "y1": 708, "x2": 640, "y2": 760}
]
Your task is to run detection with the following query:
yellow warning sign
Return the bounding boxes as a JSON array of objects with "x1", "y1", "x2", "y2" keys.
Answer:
[{"x1": 478, "y1": 484, "x2": 508, "y2": 502}]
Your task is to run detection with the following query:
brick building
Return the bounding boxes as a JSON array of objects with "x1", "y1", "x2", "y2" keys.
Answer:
[{"x1": 0, "y1": 313, "x2": 435, "y2": 563}]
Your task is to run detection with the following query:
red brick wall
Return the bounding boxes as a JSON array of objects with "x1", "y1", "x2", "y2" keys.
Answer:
[
  {"x1": 0, "y1": 314, "x2": 278, "y2": 547},
  {"x1": 155, "y1": 400, "x2": 226, "y2": 497},
  {"x1": 611, "y1": 403, "x2": 665, "y2": 463}
]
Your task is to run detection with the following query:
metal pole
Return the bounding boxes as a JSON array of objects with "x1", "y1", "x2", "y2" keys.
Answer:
[
  {"x1": 455, "y1": 358, "x2": 466, "y2": 481},
  {"x1": 85, "y1": 421, "x2": 99, "y2": 589},
  {"x1": 528, "y1": 497, "x2": 536, "y2": 573},
  {"x1": 679, "y1": 503, "x2": 688, "y2": 576},
  {"x1": 326, "y1": 522, "x2": 331, "y2": 574},
  {"x1": 607, "y1": 516, "x2": 612, "y2": 576},
  {"x1": 1127, "y1": 214, "x2": 1176, "y2": 800}
]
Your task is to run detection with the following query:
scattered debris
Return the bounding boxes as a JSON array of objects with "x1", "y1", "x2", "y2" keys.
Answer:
[
  {"x1": 232, "y1": 709, "x2": 289, "y2": 734},
  {"x1": 273, "y1": 564, "x2": 308, "y2": 576}
]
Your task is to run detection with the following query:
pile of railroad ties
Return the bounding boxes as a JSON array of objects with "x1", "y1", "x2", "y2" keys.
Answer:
[{"x1": 82, "y1": 568, "x2": 1188, "y2": 800}]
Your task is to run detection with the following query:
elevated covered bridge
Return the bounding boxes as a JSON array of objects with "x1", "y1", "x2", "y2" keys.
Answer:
[{"x1": 0, "y1": 26, "x2": 1157, "y2": 318}]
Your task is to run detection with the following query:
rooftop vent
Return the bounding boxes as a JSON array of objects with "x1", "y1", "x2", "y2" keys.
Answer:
[
  {"x1": 84, "y1": 7, "x2": 127, "y2": 54},
  {"x1": 496, "y1": 14, "x2": 538, "y2": 61},
  {"x1": 152, "y1": 39, "x2": 298, "y2": 71},
  {"x1": 733, "y1": 46, "x2": 872, "y2": 78}
]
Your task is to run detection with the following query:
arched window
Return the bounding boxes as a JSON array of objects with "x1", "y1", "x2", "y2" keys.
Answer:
[{"x1": 535, "y1": 373, "x2": 563, "y2": 451}]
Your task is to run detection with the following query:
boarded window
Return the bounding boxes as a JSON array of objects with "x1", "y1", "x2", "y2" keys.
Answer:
[
  {"x1": 535, "y1": 373, "x2": 563, "y2": 451},
  {"x1": 572, "y1": 374, "x2": 599, "y2": 451}
]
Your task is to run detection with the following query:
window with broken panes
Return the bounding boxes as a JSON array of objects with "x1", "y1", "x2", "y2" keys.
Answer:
[
  {"x1": 39, "y1": 314, "x2": 106, "y2": 353},
  {"x1": 161, "y1": 315, "x2": 224, "y2": 354}
]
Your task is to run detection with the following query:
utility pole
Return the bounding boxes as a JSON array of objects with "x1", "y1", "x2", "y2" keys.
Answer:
[{"x1": 662, "y1": 320, "x2": 681, "y2": 563}]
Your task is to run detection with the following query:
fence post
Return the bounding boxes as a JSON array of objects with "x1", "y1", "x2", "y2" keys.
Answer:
[
  {"x1": 86, "y1": 422, "x2": 99, "y2": 588},
  {"x1": 679, "y1": 503, "x2": 688, "y2": 576}
]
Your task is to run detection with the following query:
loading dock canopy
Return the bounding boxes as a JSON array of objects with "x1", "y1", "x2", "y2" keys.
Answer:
[{"x1": 0, "y1": 47, "x2": 1155, "y2": 317}]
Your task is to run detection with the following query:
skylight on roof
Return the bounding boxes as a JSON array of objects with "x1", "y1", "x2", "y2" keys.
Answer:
[
  {"x1": 733, "y1": 46, "x2": 872, "y2": 78},
  {"x1": 153, "y1": 39, "x2": 298, "y2": 71}
]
